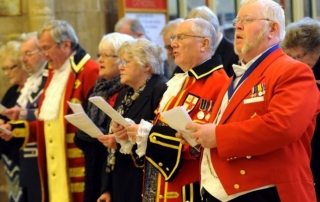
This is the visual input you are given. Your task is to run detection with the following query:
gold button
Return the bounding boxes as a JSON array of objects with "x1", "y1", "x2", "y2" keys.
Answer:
[
  {"x1": 159, "y1": 195, "x2": 164, "y2": 199},
  {"x1": 240, "y1": 170, "x2": 246, "y2": 175},
  {"x1": 158, "y1": 162, "x2": 163, "y2": 167},
  {"x1": 246, "y1": 156, "x2": 251, "y2": 159},
  {"x1": 234, "y1": 184, "x2": 240, "y2": 189},
  {"x1": 153, "y1": 136, "x2": 157, "y2": 140},
  {"x1": 166, "y1": 167, "x2": 169, "y2": 171}
]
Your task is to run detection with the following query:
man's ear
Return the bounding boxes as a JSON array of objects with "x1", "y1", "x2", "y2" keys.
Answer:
[
  {"x1": 201, "y1": 38, "x2": 210, "y2": 52},
  {"x1": 268, "y1": 21, "x2": 279, "y2": 39},
  {"x1": 61, "y1": 39, "x2": 72, "y2": 50}
]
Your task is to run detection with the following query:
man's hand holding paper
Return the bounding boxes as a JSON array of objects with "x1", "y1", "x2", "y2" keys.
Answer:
[
  {"x1": 161, "y1": 106, "x2": 218, "y2": 149},
  {"x1": 183, "y1": 122, "x2": 217, "y2": 149},
  {"x1": 160, "y1": 106, "x2": 198, "y2": 147}
]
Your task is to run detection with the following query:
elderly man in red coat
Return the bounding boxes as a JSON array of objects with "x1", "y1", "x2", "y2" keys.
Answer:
[
  {"x1": 0, "y1": 20, "x2": 99, "y2": 202},
  {"x1": 179, "y1": 0, "x2": 319, "y2": 202}
]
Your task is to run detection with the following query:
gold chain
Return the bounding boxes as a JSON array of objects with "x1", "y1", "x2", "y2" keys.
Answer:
[{"x1": 205, "y1": 152, "x2": 218, "y2": 178}]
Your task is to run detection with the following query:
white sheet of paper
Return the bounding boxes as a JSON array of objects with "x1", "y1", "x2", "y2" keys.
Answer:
[
  {"x1": 160, "y1": 106, "x2": 198, "y2": 147},
  {"x1": 64, "y1": 112, "x2": 103, "y2": 138},
  {"x1": 88, "y1": 96, "x2": 131, "y2": 127},
  {"x1": 0, "y1": 104, "x2": 7, "y2": 114},
  {"x1": 0, "y1": 125, "x2": 11, "y2": 135},
  {"x1": 67, "y1": 101, "x2": 84, "y2": 113}
]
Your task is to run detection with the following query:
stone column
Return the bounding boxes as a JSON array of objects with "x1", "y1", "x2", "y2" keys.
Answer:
[{"x1": 27, "y1": 0, "x2": 55, "y2": 32}]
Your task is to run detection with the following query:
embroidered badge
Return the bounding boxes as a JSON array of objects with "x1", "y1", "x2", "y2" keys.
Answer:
[{"x1": 183, "y1": 94, "x2": 199, "y2": 113}]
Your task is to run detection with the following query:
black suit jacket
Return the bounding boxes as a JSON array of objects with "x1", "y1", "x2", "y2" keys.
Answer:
[{"x1": 215, "y1": 36, "x2": 239, "y2": 77}]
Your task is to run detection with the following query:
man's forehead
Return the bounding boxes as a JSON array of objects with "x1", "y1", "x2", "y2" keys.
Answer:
[
  {"x1": 175, "y1": 23, "x2": 192, "y2": 34},
  {"x1": 38, "y1": 32, "x2": 54, "y2": 45}
]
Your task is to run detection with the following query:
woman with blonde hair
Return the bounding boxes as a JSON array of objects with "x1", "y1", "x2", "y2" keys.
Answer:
[
  {"x1": 0, "y1": 40, "x2": 28, "y2": 202},
  {"x1": 97, "y1": 38, "x2": 168, "y2": 202}
]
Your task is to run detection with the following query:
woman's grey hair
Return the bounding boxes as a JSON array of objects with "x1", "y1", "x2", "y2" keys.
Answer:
[
  {"x1": 186, "y1": 6, "x2": 220, "y2": 33},
  {"x1": 281, "y1": 17, "x2": 320, "y2": 54},
  {"x1": 241, "y1": 0, "x2": 285, "y2": 40},
  {"x1": 99, "y1": 33, "x2": 134, "y2": 53},
  {"x1": 0, "y1": 41, "x2": 22, "y2": 68},
  {"x1": 189, "y1": 18, "x2": 217, "y2": 53},
  {"x1": 38, "y1": 20, "x2": 79, "y2": 50},
  {"x1": 118, "y1": 38, "x2": 164, "y2": 75}
]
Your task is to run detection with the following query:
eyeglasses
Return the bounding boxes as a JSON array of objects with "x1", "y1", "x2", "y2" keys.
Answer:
[
  {"x1": 2, "y1": 64, "x2": 17, "y2": 72},
  {"x1": 117, "y1": 60, "x2": 129, "y2": 67},
  {"x1": 170, "y1": 34, "x2": 206, "y2": 42},
  {"x1": 232, "y1": 16, "x2": 271, "y2": 26},
  {"x1": 97, "y1": 53, "x2": 118, "y2": 59},
  {"x1": 21, "y1": 49, "x2": 40, "y2": 58},
  {"x1": 40, "y1": 43, "x2": 59, "y2": 55}
]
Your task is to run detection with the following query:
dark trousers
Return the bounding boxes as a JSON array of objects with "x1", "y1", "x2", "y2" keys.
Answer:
[{"x1": 203, "y1": 187, "x2": 281, "y2": 202}]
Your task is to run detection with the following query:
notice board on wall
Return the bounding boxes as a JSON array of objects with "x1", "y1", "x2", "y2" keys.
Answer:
[
  {"x1": 118, "y1": 0, "x2": 168, "y2": 49},
  {"x1": 125, "y1": 12, "x2": 166, "y2": 45}
]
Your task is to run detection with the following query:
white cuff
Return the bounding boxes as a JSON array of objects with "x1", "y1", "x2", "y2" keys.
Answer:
[
  {"x1": 116, "y1": 118, "x2": 135, "y2": 154},
  {"x1": 136, "y1": 119, "x2": 153, "y2": 157}
]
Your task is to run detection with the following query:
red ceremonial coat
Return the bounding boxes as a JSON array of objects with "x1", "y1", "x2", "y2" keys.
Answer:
[
  {"x1": 10, "y1": 46, "x2": 99, "y2": 202},
  {"x1": 144, "y1": 55, "x2": 229, "y2": 202},
  {"x1": 208, "y1": 48, "x2": 318, "y2": 202}
]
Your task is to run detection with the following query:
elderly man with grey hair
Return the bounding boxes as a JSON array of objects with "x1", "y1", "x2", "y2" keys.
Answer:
[
  {"x1": 160, "y1": 18, "x2": 184, "y2": 75},
  {"x1": 0, "y1": 20, "x2": 99, "y2": 202},
  {"x1": 180, "y1": 0, "x2": 318, "y2": 201},
  {"x1": 187, "y1": 6, "x2": 239, "y2": 77},
  {"x1": 115, "y1": 17, "x2": 147, "y2": 39}
]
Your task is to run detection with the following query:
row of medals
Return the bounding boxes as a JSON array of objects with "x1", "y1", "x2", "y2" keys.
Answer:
[
  {"x1": 251, "y1": 83, "x2": 266, "y2": 97},
  {"x1": 197, "y1": 99, "x2": 213, "y2": 121}
]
